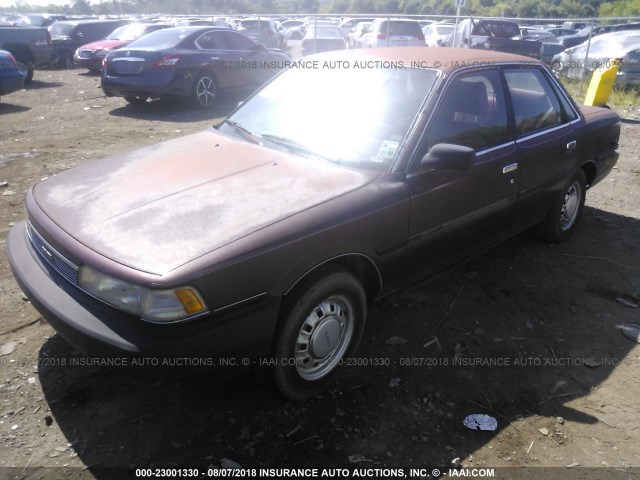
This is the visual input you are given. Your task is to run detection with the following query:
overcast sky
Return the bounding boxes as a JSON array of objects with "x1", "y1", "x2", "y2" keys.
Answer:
[{"x1": 0, "y1": 0, "x2": 75, "y2": 9}]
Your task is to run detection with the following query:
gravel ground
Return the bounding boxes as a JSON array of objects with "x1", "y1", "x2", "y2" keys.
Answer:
[{"x1": 0, "y1": 67, "x2": 639, "y2": 480}]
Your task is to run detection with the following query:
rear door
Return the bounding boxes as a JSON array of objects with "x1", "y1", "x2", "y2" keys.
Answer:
[{"x1": 502, "y1": 66, "x2": 580, "y2": 227}]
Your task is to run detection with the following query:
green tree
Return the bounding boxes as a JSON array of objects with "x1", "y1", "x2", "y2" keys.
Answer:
[{"x1": 600, "y1": 0, "x2": 640, "y2": 16}]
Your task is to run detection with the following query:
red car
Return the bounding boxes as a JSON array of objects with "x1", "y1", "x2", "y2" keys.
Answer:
[
  {"x1": 74, "y1": 23, "x2": 170, "y2": 71},
  {"x1": 8, "y1": 48, "x2": 620, "y2": 400}
]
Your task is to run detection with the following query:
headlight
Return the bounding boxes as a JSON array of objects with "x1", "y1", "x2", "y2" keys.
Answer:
[
  {"x1": 95, "y1": 49, "x2": 110, "y2": 58},
  {"x1": 78, "y1": 265, "x2": 208, "y2": 323}
]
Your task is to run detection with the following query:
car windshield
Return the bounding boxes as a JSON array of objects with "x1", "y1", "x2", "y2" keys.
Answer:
[
  {"x1": 126, "y1": 28, "x2": 191, "y2": 49},
  {"x1": 107, "y1": 24, "x2": 149, "y2": 41},
  {"x1": 222, "y1": 65, "x2": 438, "y2": 170},
  {"x1": 49, "y1": 23, "x2": 75, "y2": 37}
]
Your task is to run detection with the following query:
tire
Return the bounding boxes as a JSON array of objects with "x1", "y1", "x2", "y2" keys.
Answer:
[
  {"x1": 124, "y1": 95, "x2": 149, "y2": 105},
  {"x1": 59, "y1": 51, "x2": 73, "y2": 69},
  {"x1": 535, "y1": 169, "x2": 587, "y2": 243},
  {"x1": 14, "y1": 53, "x2": 34, "y2": 84},
  {"x1": 273, "y1": 269, "x2": 367, "y2": 401},
  {"x1": 191, "y1": 72, "x2": 217, "y2": 109}
]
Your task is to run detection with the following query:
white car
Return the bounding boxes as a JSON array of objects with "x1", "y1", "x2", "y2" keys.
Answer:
[
  {"x1": 348, "y1": 21, "x2": 371, "y2": 49},
  {"x1": 422, "y1": 23, "x2": 455, "y2": 47},
  {"x1": 338, "y1": 17, "x2": 375, "y2": 40},
  {"x1": 362, "y1": 19, "x2": 425, "y2": 48}
]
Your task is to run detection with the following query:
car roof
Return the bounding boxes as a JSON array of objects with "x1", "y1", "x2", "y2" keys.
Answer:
[
  {"x1": 306, "y1": 47, "x2": 540, "y2": 73},
  {"x1": 56, "y1": 19, "x2": 126, "y2": 25}
]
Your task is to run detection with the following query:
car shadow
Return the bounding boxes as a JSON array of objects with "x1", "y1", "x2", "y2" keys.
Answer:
[
  {"x1": 37, "y1": 205, "x2": 640, "y2": 474},
  {"x1": 107, "y1": 90, "x2": 253, "y2": 124},
  {"x1": 0, "y1": 103, "x2": 30, "y2": 114},
  {"x1": 25, "y1": 80, "x2": 65, "y2": 90}
]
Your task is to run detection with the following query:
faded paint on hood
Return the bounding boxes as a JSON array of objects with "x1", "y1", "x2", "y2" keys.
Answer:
[{"x1": 33, "y1": 128, "x2": 376, "y2": 275}]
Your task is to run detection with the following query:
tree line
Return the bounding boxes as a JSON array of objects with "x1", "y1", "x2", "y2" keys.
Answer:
[{"x1": 4, "y1": 0, "x2": 640, "y2": 19}]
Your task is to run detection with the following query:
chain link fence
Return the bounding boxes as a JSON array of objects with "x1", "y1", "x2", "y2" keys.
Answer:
[{"x1": 245, "y1": 13, "x2": 639, "y2": 117}]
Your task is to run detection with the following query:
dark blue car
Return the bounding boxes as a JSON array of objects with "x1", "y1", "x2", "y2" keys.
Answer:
[
  {"x1": 101, "y1": 26, "x2": 290, "y2": 108},
  {"x1": 0, "y1": 49, "x2": 26, "y2": 100}
]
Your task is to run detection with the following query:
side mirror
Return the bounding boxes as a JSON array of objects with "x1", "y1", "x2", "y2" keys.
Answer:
[{"x1": 420, "y1": 143, "x2": 475, "y2": 170}]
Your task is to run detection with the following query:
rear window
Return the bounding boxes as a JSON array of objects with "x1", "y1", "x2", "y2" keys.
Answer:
[
  {"x1": 127, "y1": 28, "x2": 192, "y2": 49},
  {"x1": 380, "y1": 21, "x2": 422, "y2": 36},
  {"x1": 240, "y1": 20, "x2": 272, "y2": 30},
  {"x1": 473, "y1": 21, "x2": 520, "y2": 38},
  {"x1": 49, "y1": 22, "x2": 75, "y2": 37}
]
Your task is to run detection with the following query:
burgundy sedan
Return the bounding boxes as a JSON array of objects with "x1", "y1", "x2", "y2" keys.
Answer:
[{"x1": 8, "y1": 48, "x2": 620, "y2": 400}]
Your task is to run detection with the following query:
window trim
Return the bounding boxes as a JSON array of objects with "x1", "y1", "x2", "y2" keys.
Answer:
[{"x1": 501, "y1": 64, "x2": 581, "y2": 140}]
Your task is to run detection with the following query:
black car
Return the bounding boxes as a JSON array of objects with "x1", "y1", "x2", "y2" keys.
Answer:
[
  {"x1": 49, "y1": 19, "x2": 129, "y2": 68},
  {"x1": 101, "y1": 26, "x2": 291, "y2": 108}
]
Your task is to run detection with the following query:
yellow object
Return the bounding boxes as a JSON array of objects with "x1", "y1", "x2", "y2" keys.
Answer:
[{"x1": 583, "y1": 58, "x2": 622, "y2": 107}]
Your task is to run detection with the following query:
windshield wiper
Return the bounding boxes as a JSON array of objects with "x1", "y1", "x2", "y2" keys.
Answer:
[
  {"x1": 260, "y1": 134, "x2": 337, "y2": 163},
  {"x1": 224, "y1": 120, "x2": 262, "y2": 145}
]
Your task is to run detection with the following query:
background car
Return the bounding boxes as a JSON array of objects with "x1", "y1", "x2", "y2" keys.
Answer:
[
  {"x1": 236, "y1": 18, "x2": 283, "y2": 49},
  {"x1": 338, "y1": 17, "x2": 375, "y2": 40},
  {"x1": 74, "y1": 23, "x2": 171, "y2": 72},
  {"x1": 101, "y1": 26, "x2": 290, "y2": 108},
  {"x1": 552, "y1": 31, "x2": 640, "y2": 87},
  {"x1": 17, "y1": 13, "x2": 67, "y2": 28},
  {"x1": 49, "y1": 19, "x2": 129, "y2": 68},
  {"x1": 0, "y1": 49, "x2": 26, "y2": 100},
  {"x1": 422, "y1": 22, "x2": 454, "y2": 47},
  {"x1": 302, "y1": 25, "x2": 346, "y2": 56},
  {"x1": 362, "y1": 19, "x2": 425, "y2": 48},
  {"x1": 515, "y1": 29, "x2": 565, "y2": 63},
  {"x1": 347, "y1": 21, "x2": 371, "y2": 49}
]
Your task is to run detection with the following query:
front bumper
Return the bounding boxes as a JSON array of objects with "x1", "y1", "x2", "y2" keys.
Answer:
[
  {"x1": 7, "y1": 221, "x2": 281, "y2": 361},
  {"x1": 74, "y1": 55, "x2": 105, "y2": 70}
]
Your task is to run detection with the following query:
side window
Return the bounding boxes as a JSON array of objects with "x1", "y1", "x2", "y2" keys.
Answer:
[
  {"x1": 423, "y1": 69, "x2": 510, "y2": 152},
  {"x1": 504, "y1": 68, "x2": 568, "y2": 137},
  {"x1": 197, "y1": 32, "x2": 222, "y2": 49},
  {"x1": 222, "y1": 31, "x2": 257, "y2": 50}
]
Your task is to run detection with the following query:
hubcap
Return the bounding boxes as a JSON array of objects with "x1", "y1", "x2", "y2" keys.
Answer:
[
  {"x1": 294, "y1": 296, "x2": 354, "y2": 381},
  {"x1": 560, "y1": 181, "x2": 581, "y2": 231},
  {"x1": 196, "y1": 77, "x2": 215, "y2": 106}
]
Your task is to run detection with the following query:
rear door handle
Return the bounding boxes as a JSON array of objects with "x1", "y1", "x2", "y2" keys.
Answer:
[{"x1": 567, "y1": 140, "x2": 577, "y2": 152}]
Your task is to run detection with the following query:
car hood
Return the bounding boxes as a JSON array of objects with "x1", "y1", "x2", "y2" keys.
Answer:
[
  {"x1": 79, "y1": 39, "x2": 128, "y2": 50},
  {"x1": 32, "y1": 128, "x2": 377, "y2": 275}
]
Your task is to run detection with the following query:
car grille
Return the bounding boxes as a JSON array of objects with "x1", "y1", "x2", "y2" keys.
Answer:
[
  {"x1": 77, "y1": 50, "x2": 95, "y2": 59},
  {"x1": 111, "y1": 58, "x2": 146, "y2": 75},
  {"x1": 27, "y1": 223, "x2": 79, "y2": 287}
]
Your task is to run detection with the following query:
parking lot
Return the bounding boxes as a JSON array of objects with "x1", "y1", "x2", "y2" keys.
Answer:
[{"x1": 1, "y1": 67, "x2": 640, "y2": 478}]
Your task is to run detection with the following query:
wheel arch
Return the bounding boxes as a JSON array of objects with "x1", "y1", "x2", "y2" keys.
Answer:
[
  {"x1": 579, "y1": 160, "x2": 597, "y2": 188},
  {"x1": 282, "y1": 253, "x2": 382, "y2": 308}
]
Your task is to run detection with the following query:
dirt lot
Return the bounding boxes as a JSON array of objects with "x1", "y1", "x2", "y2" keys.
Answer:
[{"x1": 1, "y1": 68, "x2": 640, "y2": 480}]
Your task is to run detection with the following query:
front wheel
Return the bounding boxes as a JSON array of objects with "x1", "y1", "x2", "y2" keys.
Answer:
[
  {"x1": 535, "y1": 169, "x2": 587, "y2": 243},
  {"x1": 273, "y1": 269, "x2": 367, "y2": 401},
  {"x1": 192, "y1": 72, "x2": 217, "y2": 108}
]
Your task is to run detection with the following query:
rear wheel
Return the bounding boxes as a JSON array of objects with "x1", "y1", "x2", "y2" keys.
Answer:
[
  {"x1": 535, "y1": 169, "x2": 587, "y2": 243},
  {"x1": 192, "y1": 72, "x2": 217, "y2": 108},
  {"x1": 273, "y1": 269, "x2": 367, "y2": 401}
]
